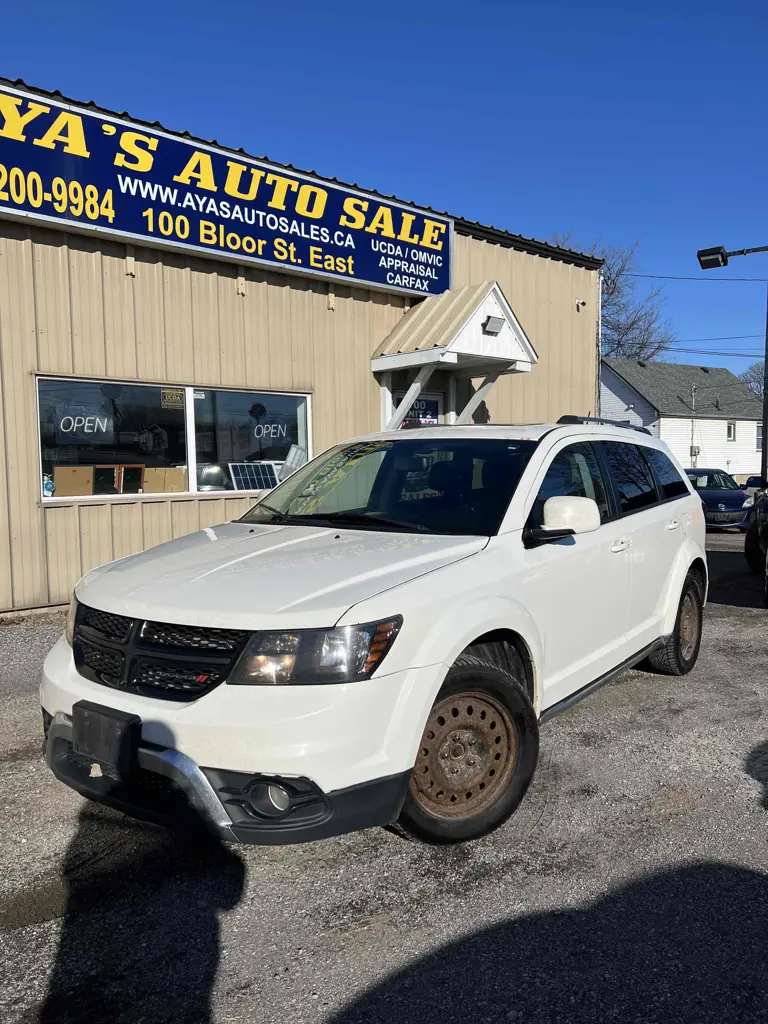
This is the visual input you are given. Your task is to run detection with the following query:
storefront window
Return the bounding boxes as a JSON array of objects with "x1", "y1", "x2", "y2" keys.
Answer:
[
  {"x1": 194, "y1": 389, "x2": 308, "y2": 491},
  {"x1": 38, "y1": 378, "x2": 310, "y2": 499},
  {"x1": 38, "y1": 379, "x2": 188, "y2": 498}
]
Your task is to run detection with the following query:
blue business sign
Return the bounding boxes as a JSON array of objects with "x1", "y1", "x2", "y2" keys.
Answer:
[{"x1": 0, "y1": 84, "x2": 452, "y2": 296}]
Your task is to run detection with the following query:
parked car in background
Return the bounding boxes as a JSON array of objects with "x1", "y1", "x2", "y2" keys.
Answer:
[
  {"x1": 41, "y1": 420, "x2": 707, "y2": 846},
  {"x1": 685, "y1": 468, "x2": 753, "y2": 530},
  {"x1": 744, "y1": 475, "x2": 767, "y2": 502},
  {"x1": 744, "y1": 485, "x2": 768, "y2": 596}
]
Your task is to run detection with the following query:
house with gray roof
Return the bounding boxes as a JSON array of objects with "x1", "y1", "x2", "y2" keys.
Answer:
[{"x1": 600, "y1": 358, "x2": 763, "y2": 479}]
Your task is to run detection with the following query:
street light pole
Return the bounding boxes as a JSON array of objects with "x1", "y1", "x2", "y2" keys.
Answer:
[
  {"x1": 762, "y1": 283, "x2": 768, "y2": 483},
  {"x1": 696, "y1": 245, "x2": 768, "y2": 484}
]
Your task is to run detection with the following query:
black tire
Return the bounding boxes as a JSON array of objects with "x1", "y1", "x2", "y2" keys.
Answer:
[
  {"x1": 647, "y1": 572, "x2": 703, "y2": 676},
  {"x1": 745, "y1": 522, "x2": 764, "y2": 575},
  {"x1": 397, "y1": 646, "x2": 539, "y2": 844}
]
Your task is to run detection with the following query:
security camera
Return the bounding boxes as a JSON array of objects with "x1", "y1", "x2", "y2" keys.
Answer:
[{"x1": 576, "y1": 299, "x2": 587, "y2": 309}]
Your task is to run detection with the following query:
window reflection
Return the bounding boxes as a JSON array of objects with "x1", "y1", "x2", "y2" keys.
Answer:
[
  {"x1": 38, "y1": 380, "x2": 187, "y2": 498},
  {"x1": 194, "y1": 389, "x2": 308, "y2": 491}
]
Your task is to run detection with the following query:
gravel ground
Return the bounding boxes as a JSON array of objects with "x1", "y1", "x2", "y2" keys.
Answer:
[{"x1": 1, "y1": 533, "x2": 768, "y2": 1023}]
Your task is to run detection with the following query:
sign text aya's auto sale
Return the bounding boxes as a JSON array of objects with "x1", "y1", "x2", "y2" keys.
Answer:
[{"x1": 0, "y1": 84, "x2": 452, "y2": 295}]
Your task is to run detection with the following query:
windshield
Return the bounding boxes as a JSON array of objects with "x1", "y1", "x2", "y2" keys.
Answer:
[
  {"x1": 686, "y1": 471, "x2": 739, "y2": 491},
  {"x1": 241, "y1": 437, "x2": 538, "y2": 535}
]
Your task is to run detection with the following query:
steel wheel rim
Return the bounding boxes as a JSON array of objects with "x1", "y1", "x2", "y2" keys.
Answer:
[
  {"x1": 679, "y1": 592, "x2": 700, "y2": 661},
  {"x1": 410, "y1": 691, "x2": 518, "y2": 819}
]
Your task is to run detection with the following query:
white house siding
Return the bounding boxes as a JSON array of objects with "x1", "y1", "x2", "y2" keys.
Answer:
[
  {"x1": 599, "y1": 365, "x2": 660, "y2": 434},
  {"x1": 659, "y1": 417, "x2": 760, "y2": 476}
]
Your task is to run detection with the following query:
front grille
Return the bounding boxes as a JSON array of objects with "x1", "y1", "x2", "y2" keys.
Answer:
[
  {"x1": 81, "y1": 606, "x2": 132, "y2": 642},
  {"x1": 140, "y1": 621, "x2": 247, "y2": 652},
  {"x1": 73, "y1": 603, "x2": 249, "y2": 701},
  {"x1": 80, "y1": 641, "x2": 124, "y2": 686},
  {"x1": 130, "y1": 659, "x2": 225, "y2": 696}
]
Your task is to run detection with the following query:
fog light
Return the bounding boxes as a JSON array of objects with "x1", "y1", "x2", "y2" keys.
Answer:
[
  {"x1": 268, "y1": 784, "x2": 291, "y2": 813},
  {"x1": 246, "y1": 781, "x2": 292, "y2": 819}
]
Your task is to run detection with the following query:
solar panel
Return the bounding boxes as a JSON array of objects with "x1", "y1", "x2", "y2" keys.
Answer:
[{"x1": 228, "y1": 462, "x2": 279, "y2": 490}]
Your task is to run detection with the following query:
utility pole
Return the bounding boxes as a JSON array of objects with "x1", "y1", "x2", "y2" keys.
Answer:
[{"x1": 690, "y1": 383, "x2": 697, "y2": 468}]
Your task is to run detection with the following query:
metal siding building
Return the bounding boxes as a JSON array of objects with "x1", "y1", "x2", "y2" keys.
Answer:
[{"x1": 0, "y1": 83, "x2": 601, "y2": 613}]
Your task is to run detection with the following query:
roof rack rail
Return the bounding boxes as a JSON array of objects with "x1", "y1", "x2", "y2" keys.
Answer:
[{"x1": 557, "y1": 415, "x2": 652, "y2": 436}]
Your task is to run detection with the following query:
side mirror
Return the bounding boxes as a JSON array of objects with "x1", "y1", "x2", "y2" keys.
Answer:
[
  {"x1": 525, "y1": 495, "x2": 601, "y2": 547},
  {"x1": 747, "y1": 477, "x2": 768, "y2": 489}
]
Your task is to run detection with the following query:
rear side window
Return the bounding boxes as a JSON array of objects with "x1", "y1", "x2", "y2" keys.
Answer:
[
  {"x1": 601, "y1": 442, "x2": 659, "y2": 514},
  {"x1": 643, "y1": 447, "x2": 690, "y2": 500}
]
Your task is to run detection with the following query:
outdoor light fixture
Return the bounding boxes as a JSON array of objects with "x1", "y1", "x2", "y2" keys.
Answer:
[
  {"x1": 696, "y1": 240, "x2": 768, "y2": 483},
  {"x1": 696, "y1": 246, "x2": 729, "y2": 270},
  {"x1": 482, "y1": 315, "x2": 505, "y2": 335}
]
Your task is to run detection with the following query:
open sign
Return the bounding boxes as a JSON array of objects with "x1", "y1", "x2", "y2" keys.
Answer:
[{"x1": 56, "y1": 411, "x2": 114, "y2": 444}]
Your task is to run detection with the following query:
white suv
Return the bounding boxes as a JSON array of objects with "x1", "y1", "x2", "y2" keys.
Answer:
[{"x1": 41, "y1": 419, "x2": 707, "y2": 845}]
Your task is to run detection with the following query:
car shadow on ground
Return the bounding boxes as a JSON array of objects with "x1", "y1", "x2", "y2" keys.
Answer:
[
  {"x1": 331, "y1": 744, "x2": 768, "y2": 1024},
  {"x1": 705, "y1": 546, "x2": 764, "y2": 609},
  {"x1": 33, "y1": 806, "x2": 245, "y2": 1024}
]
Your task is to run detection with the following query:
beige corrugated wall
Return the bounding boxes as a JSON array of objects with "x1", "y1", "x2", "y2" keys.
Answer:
[
  {"x1": 0, "y1": 220, "x2": 597, "y2": 612},
  {"x1": 453, "y1": 234, "x2": 597, "y2": 424}
]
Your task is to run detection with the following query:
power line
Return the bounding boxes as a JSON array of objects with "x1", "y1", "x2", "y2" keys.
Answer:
[
  {"x1": 628, "y1": 273, "x2": 768, "y2": 283},
  {"x1": 665, "y1": 347, "x2": 762, "y2": 358},
  {"x1": 666, "y1": 334, "x2": 764, "y2": 343}
]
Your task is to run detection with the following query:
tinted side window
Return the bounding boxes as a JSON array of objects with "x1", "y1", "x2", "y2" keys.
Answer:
[
  {"x1": 601, "y1": 442, "x2": 659, "y2": 514},
  {"x1": 643, "y1": 447, "x2": 690, "y2": 500},
  {"x1": 529, "y1": 442, "x2": 610, "y2": 527}
]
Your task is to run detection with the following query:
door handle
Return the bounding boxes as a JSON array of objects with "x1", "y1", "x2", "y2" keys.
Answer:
[
  {"x1": 610, "y1": 538, "x2": 629, "y2": 553},
  {"x1": 666, "y1": 520, "x2": 681, "y2": 531}
]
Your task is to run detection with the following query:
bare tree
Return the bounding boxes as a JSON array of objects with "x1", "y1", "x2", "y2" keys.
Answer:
[
  {"x1": 739, "y1": 360, "x2": 765, "y2": 398},
  {"x1": 552, "y1": 235, "x2": 674, "y2": 361}
]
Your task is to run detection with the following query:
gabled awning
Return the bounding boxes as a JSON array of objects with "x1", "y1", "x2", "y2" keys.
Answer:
[
  {"x1": 371, "y1": 280, "x2": 537, "y2": 376},
  {"x1": 372, "y1": 281, "x2": 538, "y2": 428}
]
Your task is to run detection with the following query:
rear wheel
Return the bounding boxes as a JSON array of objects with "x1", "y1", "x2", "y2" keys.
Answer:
[
  {"x1": 398, "y1": 648, "x2": 539, "y2": 843},
  {"x1": 745, "y1": 522, "x2": 764, "y2": 575},
  {"x1": 648, "y1": 572, "x2": 703, "y2": 676}
]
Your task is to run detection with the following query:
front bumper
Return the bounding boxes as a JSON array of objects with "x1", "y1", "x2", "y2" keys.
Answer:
[
  {"x1": 40, "y1": 637, "x2": 444, "y2": 843},
  {"x1": 43, "y1": 710, "x2": 410, "y2": 844},
  {"x1": 705, "y1": 510, "x2": 751, "y2": 529}
]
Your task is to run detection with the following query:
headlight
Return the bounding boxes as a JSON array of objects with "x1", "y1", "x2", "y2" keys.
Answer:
[
  {"x1": 228, "y1": 617, "x2": 402, "y2": 685},
  {"x1": 744, "y1": 496, "x2": 755, "y2": 508},
  {"x1": 65, "y1": 595, "x2": 78, "y2": 646}
]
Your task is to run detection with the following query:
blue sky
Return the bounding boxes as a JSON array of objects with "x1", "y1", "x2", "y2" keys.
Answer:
[{"x1": 1, "y1": 0, "x2": 766, "y2": 372}]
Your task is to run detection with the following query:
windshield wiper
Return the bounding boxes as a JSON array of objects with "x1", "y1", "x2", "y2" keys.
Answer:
[
  {"x1": 253, "y1": 501, "x2": 290, "y2": 522},
  {"x1": 299, "y1": 511, "x2": 431, "y2": 533}
]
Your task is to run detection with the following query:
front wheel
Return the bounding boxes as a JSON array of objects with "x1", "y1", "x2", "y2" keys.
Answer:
[
  {"x1": 648, "y1": 571, "x2": 703, "y2": 676},
  {"x1": 397, "y1": 648, "x2": 539, "y2": 843}
]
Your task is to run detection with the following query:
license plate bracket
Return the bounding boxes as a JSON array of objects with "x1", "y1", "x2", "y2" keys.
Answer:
[
  {"x1": 712, "y1": 513, "x2": 734, "y2": 522},
  {"x1": 72, "y1": 701, "x2": 140, "y2": 777}
]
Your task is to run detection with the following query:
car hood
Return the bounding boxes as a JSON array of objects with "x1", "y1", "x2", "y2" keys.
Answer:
[
  {"x1": 76, "y1": 522, "x2": 487, "y2": 629},
  {"x1": 698, "y1": 488, "x2": 748, "y2": 509}
]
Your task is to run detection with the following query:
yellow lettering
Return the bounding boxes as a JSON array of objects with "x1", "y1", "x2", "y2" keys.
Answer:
[
  {"x1": 32, "y1": 111, "x2": 90, "y2": 157},
  {"x1": 397, "y1": 212, "x2": 421, "y2": 245},
  {"x1": 274, "y1": 237, "x2": 289, "y2": 261},
  {"x1": 339, "y1": 196, "x2": 368, "y2": 230},
  {"x1": 199, "y1": 220, "x2": 217, "y2": 244},
  {"x1": 0, "y1": 95, "x2": 50, "y2": 142},
  {"x1": 309, "y1": 246, "x2": 323, "y2": 268},
  {"x1": 173, "y1": 151, "x2": 217, "y2": 191},
  {"x1": 265, "y1": 173, "x2": 299, "y2": 210},
  {"x1": 114, "y1": 131, "x2": 158, "y2": 172},
  {"x1": 295, "y1": 184, "x2": 327, "y2": 219},
  {"x1": 224, "y1": 160, "x2": 265, "y2": 201},
  {"x1": 420, "y1": 219, "x2": 446, "y2": 251},
  {"x1": 365, "y1": 205, "x2": 396, "y2": 239}
]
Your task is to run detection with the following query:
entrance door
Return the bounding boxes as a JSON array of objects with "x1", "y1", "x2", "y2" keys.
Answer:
[{"x1": 393, "y1": 391, "x2": 444, "y2": 430}]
